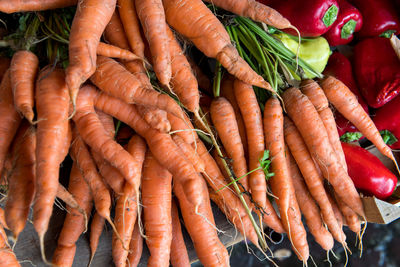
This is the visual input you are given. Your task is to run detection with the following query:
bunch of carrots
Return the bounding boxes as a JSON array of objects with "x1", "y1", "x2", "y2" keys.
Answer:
[{"x1": 0, "y1": 0, "x2": 397, "y2": 267}]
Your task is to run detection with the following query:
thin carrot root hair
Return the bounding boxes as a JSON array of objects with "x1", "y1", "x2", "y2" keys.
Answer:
[
  {"x1": 343, "y1": 242, "x2": 349, "y2": 267},
  {"x1": 358, "y1": 219, "x2": 368, "y2": 257},
  {"x1": 39, "y1": 233, "x2": 51, "y2": 266},
  {"x1": 194, "y1": 204, "x2": 225, "y2": 235},
  {"x1": 310, "y1": 255, "x2": 317, "y2": 267},
  {"x1": 326, "y1": 250, "x2": 333, "y2": 267}
]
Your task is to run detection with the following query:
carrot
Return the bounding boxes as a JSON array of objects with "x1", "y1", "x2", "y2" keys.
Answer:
[
  {"x1": 136, "y1": 105, "x2": 171, "y2": 133},
  {"x1": 334, "y1": 194, "x2": 361, "y2": 234},
  {"x1": 282, "y1": 87, "x2": 365, "y2": 218},
  {"x1": 97, "y1": 42, "x2": 142, "y2": 61},
  {"x1": 66, "y1": 0, "x2": 117, "y2": 109},
  {"x1": 210, "y1": 97, "x2": 249, "y2": 192},
  {"x1": 104, "y1": 11, "x2": 131, "y2": 51},
  {"x1": 301, "y1": 79, "x2": 347, "y2": 171},
  {"x1": 127, "y1": 218, "x2": 143, "y2": 267},
  {"x1": 5, "y1": 121, "x2": 36, "y2": 240},
  {"x1": 0, "y1": 57, "x2": 10, "y2": 82},
  {"x1": 286, "y1": 150, "x2": 334, "y2": 251},
  {"x1": 141, "y1": 151, "x2": 172, "y2": 267},
  {"x1": 113, "y1": 135, "x2": 146, "y2": 267},
  {"x1": 0, "y1": 69, "x2": 21, "y2": 179},
  {"x1": 89, "y1": 211, "x2": 105, "y2": 264},
  {"x1": 135, "y1": 0, "x2": 171, "y2": 86},
  {"x1": 203, "y1": 0, "x2": 291, "y2": 29},
  {"x1": 56, "y1": 184, "x2": 88, "y2": 225},
  {"x1": 69, "y1": 130, "x2": 119, "y2": 245},
  {"x1": 163, "y1": 0, "x2": 273, "y2": 92},
  {"x1": 196, "y1": 139, "x2": 261, "y2": 244},
  {"x1": 52, "y1": 163, "x2": 93, "y2": 267},
  {"x1": 174, "y1": 169, "x2": 230, "y2": 266},
  {"x1": 220, "y1": 76, "x2": 248, "y2": 157},
  {"x1": 73, "y1": 85, "x2": 142, "y2": 190},
  {"x1": 90, "y1": 56, "x2": 184, "y2": 119},
  {"x1": 232, "y1": 79, "x2": 278, "y2": 227},
  {"x1": 320, "y1": 76, "x2": 395, "y2": 162},
  {"x1": 117, "y1": 0, "x2": 145, "y2": 57},
  {"x1": 33, "y1": 66, "x2": 70, "y2": 262},
  {"x1": 92, "y1": 88, "x2": 205, "y2": 207},
  {"x1": 0, "y1": 0, "x2": 77, "y2": 13},
  {"x1": 283, "y1": 116, "x2": 345, "y2": 244},
  {"x1": 92, "y1": 152, "x2": 124, "y2": 195},
  {"x1": 168, "y1": 113, "x2": 196, "y2": 145},
  {"x1": 0, "y1": 223, "x2": 20, "y2": 267},
  {"x1": 264, "y1": 96, "x2": 309, "y2": 262},
  {"x1": 170, "y1": 198, "x2": 190, "y2": 267},
  {"x1": 166, "y1": 26, "x2": 200, "y2": 113},
  {"x1": 172, "y1": 135, "x2": 205, "y2": 173},
  {"x1": 10, "y1": 50, "x2": 38, "y2": 123}
]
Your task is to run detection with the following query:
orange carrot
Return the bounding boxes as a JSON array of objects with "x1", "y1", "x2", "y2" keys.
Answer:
[
  {"x1": 73, "y1": 85, "x2": 142, "y2": 190},
  {"x1": 92, "y1": 151, "x2": 124, "y2": 195},
  {"x1": 203, "y1": 0, "x2": 291, "y2": 29},
  {"x1": 168, "y1": 113, "x2": 196, "y2": 145},
  {"x1": 97, "y1": 42, "x2": 142, "y2": 61},
  {"x1": 89, "y1": 211, "x2": 105, "y2": 263},
  {"x1": 320, "y1": 76, "x2": 395, "y2": 162},
  {"x1": 0, "y1": 0, "x2": 77, "y2": 13},
  {"x1": 135, "y1": 0, "x2": 171, "y2": 86},
  {"x1": 112, "y1": 135, "x2": 146, "y2": 267},
  {"x1": 264, "y1": 96, "x2": 309, "y2": 262},
  {"x1": 233, "y1": 79, "x2": 277, "y2": 226},
  {"x1": 0, "y1": 223, "x2": 20, "y2": 267},
  {"x1": 33, "y1": 67, "x2": 70, "y2": 261},
  {"x1": 283, "y1": 116, "x2": 345, "y2": 244},
  {"x1": 56, "y1": 184, "x2": 87, "y2": 223},
  {"x1": 286, "y1": 150, "x2": 334, "y2": 251},
  {"x1": 104, "y1": 11, "x2": 131, "y2": 51},
  {"x1": 136, "y1": 105, "x2": 171, "y2": 133},
  {"x1": 117, "y1": 0, "x2": 145, "y2": 57},
  {"x1": 163, "y1": 0, "x2": 273, "y2": 92},
  {"x1": 166, "y1": 26, "x2": 200, "y2": 113},
  {"x1": 282, "y1": 87, "x2": 365, "y2": 217},
  {"x1": 127, "y1": 218, "x2": 143, "y2": 267},
  {"x1": 10, "y1": 50, "x2": 38, "y2": 123},
  {"x1": 90, "y1": 56, "x2": 184, "y2": 119},
  {"x1": 172, "y1": 135, "x2": 205, "y2": 173},
  {"x1": 0, "y1": 69, "x2": 21, "y2": 179},
  {"x1": 170, "y1": 198, "x2": 190, "y2": 267},
  {"x1": 66, "y1": 0, "x2": 117, "y2": 108},
  {"x1": 92, "y1": 88, "x2": 205, "y2": 207},
  {"x1": 220, "y1": 76, "x2": 248, "y2": 157},
  {"x1": 301, "y1": 79, "x2": 347, "y2": 171},
  {"x1": 52, "y1": 163, "x2": 93, "y2": 267},
  {"x1": 335, "y1": 194, "x2": 361, "y2": 234},
  {"x1": 5, "y1": 121, "x2": 36, "y2": 240},
  {"x1": 141, "y1": 151, "x2": 172, "y2": 267},
  {"x1": 196, "y1": 139, "x2": 262, "y2": 244},
  {"x1": 174, "y1": 170, "x2": 230, "y2": 266},
  {"x1": 210, "y1": 97, "x2": 249, "y2": 191}
]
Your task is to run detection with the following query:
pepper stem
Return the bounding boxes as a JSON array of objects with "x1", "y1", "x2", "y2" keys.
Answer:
[
  {"x1": 322, "y1": 4, "x2": 339, "y2": 27},
  {"x1": 341, "y1": 19, "x2": 357, "y2": 39}
]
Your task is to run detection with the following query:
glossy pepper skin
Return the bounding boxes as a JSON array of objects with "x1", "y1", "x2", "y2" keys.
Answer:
[
  {"x1": 323, "y1": 52, "x2": 368, "y2": 137},
  {"x1": 258, "y1": 0, "x2": 339, "y2": 37},
  {"x1": 350, "y1": 0, "x2": 400, "y2": 38},
  {"x1": 353, "y1": 37, "x2": 400, "y2": 108},
  {"x1": 342, "y1": 142, "x2": 397, "y2": 200},
  {"x1": 324, "y1": 0, "x2": 362, "y2": 46},
  {"x1": 373, "y1": 96, "x2": 400, "y2": 150}
]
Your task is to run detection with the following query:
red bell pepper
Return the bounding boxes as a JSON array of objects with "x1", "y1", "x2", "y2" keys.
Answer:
[
  {"x1": 353, "y1": 37, "x2": 400, "y2": 108},
  {"x1": 323, "y1": 52, "x2": 368, "y2": 141},
  {"x1": 341, "y1": 142, "x2": 397, "y2": 200},
  {"x1": 258, "y1": 0, "x2": 339, "y2": 37},
  {"x1": 349, "y1": 0, "x2": 400, "y2": 38},
  {"x1": 324, "y1": 0, "x2": 362, "y2": 46},
  {"x1": 373, "y1": 95, "x2": 400, "y2": 149}
]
